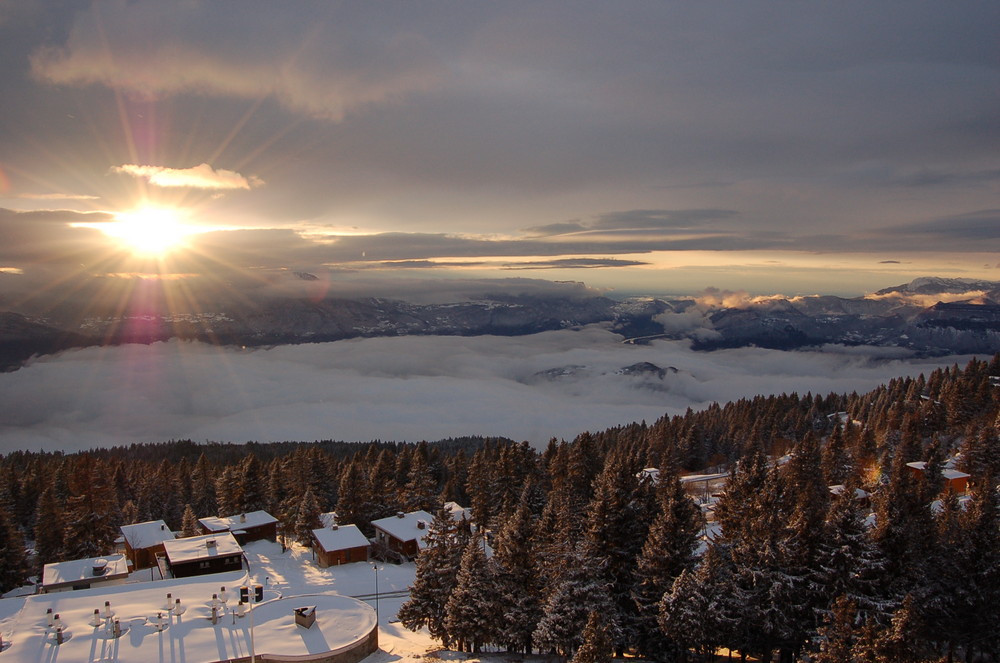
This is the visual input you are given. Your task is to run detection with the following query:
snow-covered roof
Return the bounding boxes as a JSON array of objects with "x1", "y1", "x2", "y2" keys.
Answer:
[
  {"x1": 120, "y1": 520, "x2": 176, "y2": 550},
  {"x1": 829, "y1": 485, "x2": 870, "y2": 499},
  {"x1": 637, "y1": 468, "x2": 660, "y2": 482},
  {"x1": 198, "y1": 516, "x2": 229, "y2": 533},
  {"x1": 371, "y1": 510, "x2": 434, "y2": 548},
  {"x1": 680, "y1": 472, "x2": 729, "y2": 483},
  {"x1": 42, "y1": 554, "x2": 129, "y2": 588},
  {"x1": 905, "y1": 462, "x2": 970, "y2": 480},
  {"x1": 200, "y1": 510, "x2": 278, "y2": 533},
  {"x1": 444, "y1": 502, "x2": 472, "y2": 521},
  {"x1": 163, "y1": 533, "x2": 243, "y2": 564},
  {"x1": 4, "y1": 570, "x2": 376, "y2": 663},
  {"x1": 312, "y1": 524, "x2": 370, "y2": 553}
]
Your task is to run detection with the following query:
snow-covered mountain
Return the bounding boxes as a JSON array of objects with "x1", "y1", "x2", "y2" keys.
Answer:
[{"x1": 2, "y1": 277, "x2": 999, "y2": 371}]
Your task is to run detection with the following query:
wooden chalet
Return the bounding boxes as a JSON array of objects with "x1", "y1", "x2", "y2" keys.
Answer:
[
  {"x1": 371, "y1": 510, "x2": 434, "y2": 560},
  {"x1": 906, "y1": 461, "x2": 970, "y2": 494},
  {"x1": 312, "y1": 524, "x2": 370, "y2": 567},
  {"x1": 197, "y1": 510, "x2": 279, "y2": 544},
  {"x1": 162, "y1": 532, "x2": 244, "y2": 579},
  {"x1": 119, "y1": 520, "x2": 176, "y2": 570}
]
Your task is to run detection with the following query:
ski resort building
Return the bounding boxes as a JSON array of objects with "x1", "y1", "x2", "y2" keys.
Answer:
[
  {"x1": 197, "y1": 510, "x2": 279, "y2": 544},
  {"x1": 312, "y1": 524, "x2": 371, "y2": 567},
  {"x1": 371, "y1": 510, "x2": 434, "y2": 560},
  {"x1": 162, "y1": 533, "x2": 244, "y2": 579},
  {"x1": 906, "y1": 461, "x2": 970, "y2": 494},
  {"x1": 40, "y1": 554, "x2": 130, "y2": 594},
  {"x1": 119, "y1": 520, "x2": 176, "y2": 570}
]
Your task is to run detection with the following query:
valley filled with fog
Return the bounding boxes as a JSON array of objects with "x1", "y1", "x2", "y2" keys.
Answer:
[{"x1": 0, "y1": 326, "x2": 974, "y2": 453}]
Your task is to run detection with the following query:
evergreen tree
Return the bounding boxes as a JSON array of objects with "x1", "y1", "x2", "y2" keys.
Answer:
[
  {"x1": 534, "y1": 545, "x2": 614, "y2": 658},
  {"x1": 293, "y1": 486, "x2": 322, "y2": 546},
  {"x1": 190, "y1": 452, "x2": 217, "y2": 516},
  {"x1": 570, "y1": 611, "x2": 614, "y2": 663},
  {"x1": 336, "y1": 458, "x2": 376, "y2": 537},
  {"x1": 0, "y1": 505, "x2": 25, "y2": 592},
  {"x1": 815, "y1": 479, "x2": 890, "y2": 626},
  {"x1": 401, "y1": 453, "x2": 439, "y2": 513},
  {"x1": 491, "y1": 486, "x2": 543, "y2": 654},
  {"x1": 659, "y1": 545, "x2": 737, "y2": 663},
  {"x1": 582, "y1": 451, "x2": 647, "y2": 654},
  {"x1": 812, "y1": 595, "x2": 860, "y2": 663},
  {"x1": 33, "y1": 485, "x2": 64, "y2": 568},
  {"x1": 444, "y1": 537, "x2": 499, "y2": 652},
  {"x1": 632, "y1": 462, "x2": 704, "y2": 659},
  {"x1": 181, "y1": 504, "x2": 201, "y2": 537},
  {"x1": 398, "y1": 506, "x2": 467, "y2": 647}
]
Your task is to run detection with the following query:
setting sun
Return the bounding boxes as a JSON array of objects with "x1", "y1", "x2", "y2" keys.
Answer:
[{"x1": 105, "y1": 207, "x2": 191, "y2": 256}]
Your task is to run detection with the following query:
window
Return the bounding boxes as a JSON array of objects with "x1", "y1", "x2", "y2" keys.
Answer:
[{"x1": 199, "y1": 561, "x2": 210, "y2": 569}]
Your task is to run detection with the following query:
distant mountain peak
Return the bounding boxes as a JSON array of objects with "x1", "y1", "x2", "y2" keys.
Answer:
[{"x1": 876, "y1": 276, "x2": 1000, "y2": 296}]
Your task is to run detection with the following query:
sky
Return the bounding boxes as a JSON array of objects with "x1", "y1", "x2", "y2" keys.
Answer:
[
  {"x1": 0, "y1": 328, "x2": 971, "y2": 452},
  {"x1": 0, "y1": 1, "x2": 999, "y2": 300}
]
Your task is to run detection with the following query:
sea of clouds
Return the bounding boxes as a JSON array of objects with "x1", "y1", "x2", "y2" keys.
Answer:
[{"x1": 0, "y1": 326, "x2": 976, "y2": 453}]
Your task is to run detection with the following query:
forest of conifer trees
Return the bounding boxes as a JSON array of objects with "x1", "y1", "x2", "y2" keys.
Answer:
[{"x1": 1, "y1": 355, "x2": 999, "y2": 661}]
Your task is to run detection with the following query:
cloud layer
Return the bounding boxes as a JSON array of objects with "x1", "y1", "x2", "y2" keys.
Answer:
[{"x1": 0, "y1": 327, "x2": 972, "y2": 453}]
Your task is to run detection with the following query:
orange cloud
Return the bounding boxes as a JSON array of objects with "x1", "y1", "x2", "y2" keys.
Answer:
[{"x1": 111, "y1": 163, "x2": 263, "y2": 190}]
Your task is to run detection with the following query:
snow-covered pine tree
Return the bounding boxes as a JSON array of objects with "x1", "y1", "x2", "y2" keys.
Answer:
[
  {"x1": 336, "y1": 457, "x2": 375, "y2": 536},
  {"x1": 812, "y1": 595, "x2": 860, "y2": 663},
  {"x1": 570, "y1": 611, "x2": 614, "y2": 663},
  {"x1": 0, "y1": 505, "x2": 25, "y2": 592},
  {"x1": 659, "y1": 544, "x2": 737, "y2": 663},
  {"x1": 190, "y1": 452, "x2": 217, "y2": 517},
  {"x1": 33, "y1": 485, "x2": 63, "y2": 568},
  {"x1": 181, "y1": 504, "x2": 201, "y2": 537},
  {"x1": 491, "y1": 483, "x2": 543, "y2": 655},
  {"x1": 293, "y1": 486, "x2": 322, "y2": 546},
  {"x1": 582, "y1": 450, "x2": 647, "y2": 654},
  {"x1": 444, "y1": 537, "x2": 499, "y2": 653},
  {"x1": 533, "y1": 544, "x2": 615, "y2": 659},
  {"x1": 632, "y1": 461, "x2": 703, "y2": 660},
  {"x1": 398, "y1": 505, "x2": 467, "y2": 647},
  {"x1": 815, "y1": 477, "x2": 891, "y2": 627}
]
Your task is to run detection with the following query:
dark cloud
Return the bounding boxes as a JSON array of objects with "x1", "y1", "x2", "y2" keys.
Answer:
[{"x1": 883, "y1": 209, "x2": 1000, "y2": 242}]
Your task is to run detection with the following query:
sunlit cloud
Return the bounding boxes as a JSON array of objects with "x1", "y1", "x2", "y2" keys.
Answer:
[
  {"x1": 111, "y1": 163, "x2": 263, "y2": 190},
  {"x1": 16, "y1": 192, "x2": 100, "y2": 201}
]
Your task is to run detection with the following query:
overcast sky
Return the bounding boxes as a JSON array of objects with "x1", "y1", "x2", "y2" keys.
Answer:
[
  {"x1": 0, "y1": 1, "x2": 998, "y2": 298},
  {"x1": 0, "y1": 329, "x2": 969, "y2": 453}
]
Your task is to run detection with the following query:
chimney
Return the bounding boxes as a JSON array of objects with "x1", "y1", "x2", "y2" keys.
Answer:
[
  {"x1": 206, "y1": 539, "x2": 217, "y2": 549},
  {"x1": 396, "y1": 512, "x2": 405, "y2": 518},
  {"x1": 240, "y1": 513, "x2": 247, "y2": 523},
  {"x1": 92, "y1": 559, "x2": 108, "y2": 577},
  {"x1": 331, "y1": 524, "x2": 339, "y2": 530},
  {"x1": 417, "y1": 520, "x2": 426, "y2": 529}
]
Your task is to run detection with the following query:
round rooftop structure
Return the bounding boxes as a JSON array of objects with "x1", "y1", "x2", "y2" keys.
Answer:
[{"x1": 6, "y1": 572, "x2": 378, "y2": 663}]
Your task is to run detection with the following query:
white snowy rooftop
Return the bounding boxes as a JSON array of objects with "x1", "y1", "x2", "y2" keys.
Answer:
[
  {"x1": 905, "y1": 462, "x2": 970, "y2": 480},
  {"x1": 3, "y1": 570, "x2": 376, "y2": 663},
  {"x1": 444, "y1": 502, "x2": 472, "y2": 521},
  {"x1": 163, "y1": 533, "x2": 242, "y2": 564},
  {"x1": 120, "y1": 520, "x2": 176, "y2": 550},
  {"x1": 312, "y1": 524, "x2": 370, "y2": 553},
  {"x1": 41, "y1": 554, "x2": 129, "y2": 588},
  {"x1": 371, "y1": 510, "x2": 434, "y2": 548},
  {"x1": 199, "y1": 510, "x2": 278, "y2": 533}
]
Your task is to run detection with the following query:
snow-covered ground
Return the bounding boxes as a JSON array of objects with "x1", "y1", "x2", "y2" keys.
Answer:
[{"x1": 0, "y1": 540, "x2": 451, "y2": 663}]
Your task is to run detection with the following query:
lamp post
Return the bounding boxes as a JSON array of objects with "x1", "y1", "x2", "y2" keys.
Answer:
[{"x1": 371, "y1": 561, "x2": 380, "y2": 624}]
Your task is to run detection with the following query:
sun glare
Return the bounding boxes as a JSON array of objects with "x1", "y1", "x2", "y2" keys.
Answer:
[{"x1": 106, "y1": 207, "x2": 191, "y2": 256}]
